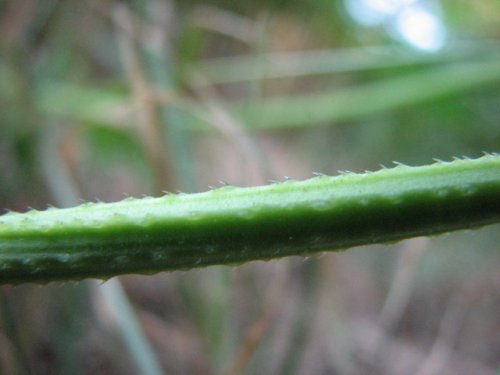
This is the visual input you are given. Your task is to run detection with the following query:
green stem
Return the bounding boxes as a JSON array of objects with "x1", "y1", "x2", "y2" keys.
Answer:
[{"x1": 1, "y1": 155, "x2": 499, "y2": 284}]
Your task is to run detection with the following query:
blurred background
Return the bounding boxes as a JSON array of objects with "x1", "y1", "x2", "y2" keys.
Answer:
[{"x1": 0, "y1": 0, "x2": 499, "y2": 374}]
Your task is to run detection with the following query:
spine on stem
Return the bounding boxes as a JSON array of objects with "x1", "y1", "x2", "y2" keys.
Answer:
[{"x1": 1, "y1": 155, "x2": 499, "y2": 284}]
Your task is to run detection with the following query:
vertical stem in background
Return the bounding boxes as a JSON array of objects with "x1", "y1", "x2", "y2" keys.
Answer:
[
  {"x1": 1, "y1": 50, "x2": 49, "y2": 209},
  {"x1": 51, "y1": 283, "x2": 88, "y2": 375},
  {"x1": 96, "y1": 279, "x2": 164, "y2": 375},
  {"x1": 38, "y1": 124, "x2": 81, "y2": 208},
  {"x1": 275, "y1": 260, "x2": 321, "y2": 375},
  {"x1": 37, "y1": 119, "x2": 165, "y2": 375},
  {"x1": 363, "y1": 237, "x2": 429, "y2": 371},
  {"x1": 112, "y1": 4, "x2": 173, "y2": 193},
  {"x1": 0, "y1": 288, "x2": 31, "y2": 375},
  {"x1": 141, "y1": 0, "x2": 197, "y2": 192}
]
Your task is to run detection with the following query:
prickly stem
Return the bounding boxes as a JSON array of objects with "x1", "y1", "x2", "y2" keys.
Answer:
[{"x1": 0, "y1": 155, "x2": 499, "y2": 284}]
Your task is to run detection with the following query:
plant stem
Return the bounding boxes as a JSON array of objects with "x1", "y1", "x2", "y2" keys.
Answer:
[{"x1": 0, "y1": 155, "x2": 499, "y2": 284}]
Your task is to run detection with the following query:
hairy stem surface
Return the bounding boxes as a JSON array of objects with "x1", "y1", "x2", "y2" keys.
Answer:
[{"x1": 1, "y1": 155, "x2": 499, "y2": 284}]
